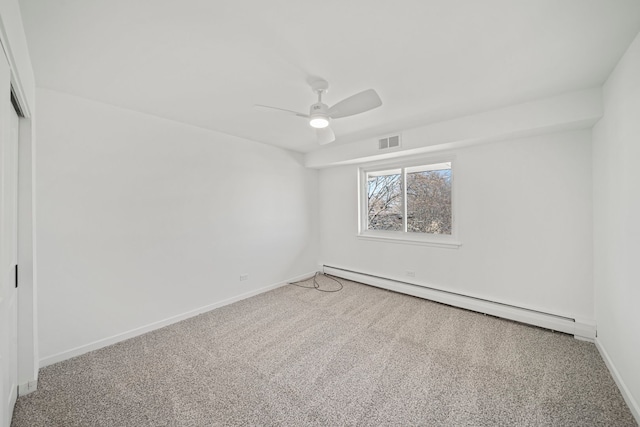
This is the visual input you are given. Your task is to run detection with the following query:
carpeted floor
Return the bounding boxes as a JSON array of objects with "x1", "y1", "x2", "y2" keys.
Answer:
[{"x1": 11, "y1": 276, "x2": 637, "y2": 426}]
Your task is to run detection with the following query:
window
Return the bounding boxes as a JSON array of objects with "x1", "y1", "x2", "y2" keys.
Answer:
[{"x1": 359, "y1": 158, "x2": 460, "y2": 247}]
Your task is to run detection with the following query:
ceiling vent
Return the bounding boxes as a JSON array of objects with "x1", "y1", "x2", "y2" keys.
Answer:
[{"x1": 378, "y1": 134, "x2": 401, "y2": 150}]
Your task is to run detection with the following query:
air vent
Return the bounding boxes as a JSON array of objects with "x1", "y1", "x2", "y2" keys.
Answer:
[{"x1": 378, "y1": 134, "x2": 401, "y2": 150}]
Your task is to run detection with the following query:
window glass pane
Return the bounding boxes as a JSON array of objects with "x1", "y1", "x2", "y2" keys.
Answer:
[
  {"x1": 406, "y1": 168, "x2": 452, "y2": 234},
  {"x1": 367, "y1": 171, "x2": 402, "y2": 231}
]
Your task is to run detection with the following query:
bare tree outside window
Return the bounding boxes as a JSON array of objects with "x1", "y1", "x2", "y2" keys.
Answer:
[
  {"x1": 367, "y1": 171, "x2": 402, "y2": 231},
  {"x1": 365, "y1": 162, "x2": 452, "y2": 235},
  {"x1": 406, "y1": 169, "x2": 451, "y2": 234}
]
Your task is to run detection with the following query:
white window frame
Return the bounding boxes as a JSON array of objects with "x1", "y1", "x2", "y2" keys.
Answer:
[{"x1": 358, "y1": 155, "x2": 462, "y2": 248}]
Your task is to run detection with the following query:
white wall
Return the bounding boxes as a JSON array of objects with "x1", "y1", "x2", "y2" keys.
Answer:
[
  {"x1": 592, "y1": 32, "x2": 640, "y2": 419},
  {"x1": 319, "y1": 129, "x2": 593, "y2": 320},
  {"x1": 36, "y1": 88, "x2": 319, "y2": 363},
  {"x1": 306, "y1": 88, "x2": 602, "y2": 168}
]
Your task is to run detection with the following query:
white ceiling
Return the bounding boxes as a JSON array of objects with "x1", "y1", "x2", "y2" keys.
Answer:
[{"x1": 19, "y1": 0, "x2": 640, "y2": 153}]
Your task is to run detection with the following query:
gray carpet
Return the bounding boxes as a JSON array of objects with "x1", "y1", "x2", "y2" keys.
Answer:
[{"x1": 11, "y1": 276, "x2": 637, "y2": 426}]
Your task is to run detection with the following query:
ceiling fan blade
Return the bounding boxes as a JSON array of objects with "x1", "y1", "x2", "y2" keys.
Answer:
[
  {"x1": 254, "y1": 104, "x2": 308, "y2": 118},
  {"x1": 327, "y1": 89, "x2": 382, "y2": 119},
  {"x1": 316, "y1": 127, "x2": 335, "y2": 145}
]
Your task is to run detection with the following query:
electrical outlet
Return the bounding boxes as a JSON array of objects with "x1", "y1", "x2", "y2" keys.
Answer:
[
  {"x1": 239, "y1": 274, "x2": 249, "y2": 282},
  {"x1": 406, "y1": 271, "x2": 415, "y2": 278}
]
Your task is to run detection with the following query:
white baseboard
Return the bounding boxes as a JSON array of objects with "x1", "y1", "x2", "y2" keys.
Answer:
[
  {"x1": 8, "y1": 381, "x2": 17, "y2": 422},
  {"x1": 39, "y1": 271, "x2": 317, "y2": 367},
  {"x1": 18, "y1": 380, "x2": 37, "y2": 397},
  {"x1": 323, "y1": 265, "x2": 596, "y2": 340},
  {"x1": 595, "y1": 339, "x2": 640, "y2": 424},
  {"x1": 573, "y1": 318, "x2": 597, "y2": 342}
]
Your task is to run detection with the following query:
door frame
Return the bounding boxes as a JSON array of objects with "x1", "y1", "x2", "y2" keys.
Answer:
[
  {"x1": 14, "y1": 83, "x2": 37, "y2": 396},
  {"x1": 0, "y1": 25, "x2": 38, "y2": 400}
]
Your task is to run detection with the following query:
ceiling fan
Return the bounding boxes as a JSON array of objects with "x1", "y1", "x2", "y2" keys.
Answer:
[{"x1": 255, "y1": 79, "x2": 382, "y2": 145}]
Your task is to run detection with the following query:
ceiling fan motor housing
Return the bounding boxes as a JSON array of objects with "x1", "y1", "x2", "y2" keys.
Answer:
[
  {"x1": 310, "y1": 102, "x2": 328, "y2": 114},
  {"x1": 309, "y1": 102, "x2": 330, "y2": 128}
]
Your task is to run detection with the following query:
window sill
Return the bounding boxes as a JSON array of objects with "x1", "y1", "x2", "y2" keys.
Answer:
[{"x1": 357, "y1": 231, "x2": 462, "y2": 248}]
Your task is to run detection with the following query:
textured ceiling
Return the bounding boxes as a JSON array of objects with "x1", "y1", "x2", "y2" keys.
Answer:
[{"x1": 19, "y1": 0, "x2": 640, "y2": 152}]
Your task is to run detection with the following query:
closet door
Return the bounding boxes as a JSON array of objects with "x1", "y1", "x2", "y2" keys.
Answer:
[{"x1": 0, "y1": 48, "x2": 19, "y2": 427}]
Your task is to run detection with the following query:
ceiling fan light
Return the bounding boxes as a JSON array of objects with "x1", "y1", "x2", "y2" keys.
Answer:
[{"x1": 309, "y1": 116, "x2": 329, "y2": 129}]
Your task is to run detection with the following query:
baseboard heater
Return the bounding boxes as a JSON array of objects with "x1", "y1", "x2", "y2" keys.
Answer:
[{"x1": 323, "y1": 265, "x2": 596, "y2": 340}]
